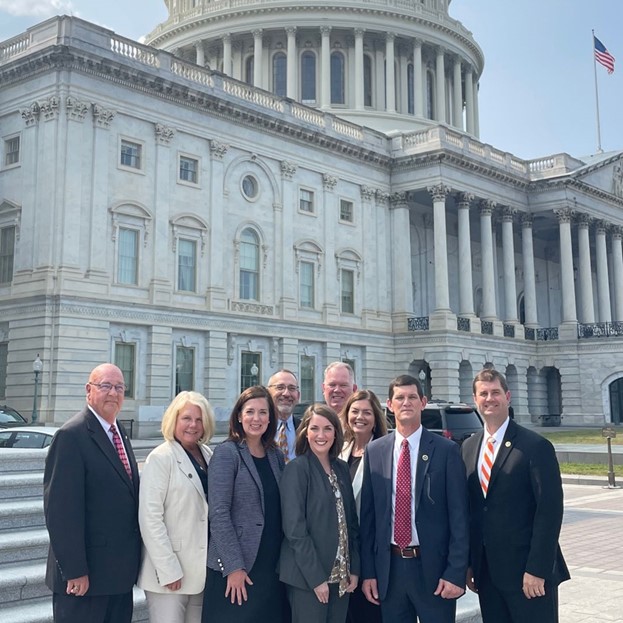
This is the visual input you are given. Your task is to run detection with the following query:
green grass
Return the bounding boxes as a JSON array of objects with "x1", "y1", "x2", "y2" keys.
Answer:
[
  {"x1": 539, "y1": 428, "x2": 623, "y2": 445},
  {"x1": 559, "y1": 462, "x2": 623, "y2": 477}
]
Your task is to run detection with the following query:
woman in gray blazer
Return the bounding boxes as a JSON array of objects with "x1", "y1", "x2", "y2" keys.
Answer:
[
  {"x1": 203, "y1": 386, "x2": 285, "y2": 623},
  {"x1": 138, "y1": 391, "x2": 215, "y2": 623},
  {"x1": 279, "y1": 404, "x2": 360, "y2": 623}
]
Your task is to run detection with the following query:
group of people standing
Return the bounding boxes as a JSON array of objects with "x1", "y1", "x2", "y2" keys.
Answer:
[{"x1": 43, "y1": 361, "x2": 569, "y2": 623}]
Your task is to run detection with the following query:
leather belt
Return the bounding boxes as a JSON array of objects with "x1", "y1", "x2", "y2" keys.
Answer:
[{"x1": 391, "y1": 545, "x2": 421, "y2": 558}]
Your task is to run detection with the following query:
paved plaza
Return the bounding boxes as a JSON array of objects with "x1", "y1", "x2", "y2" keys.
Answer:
[{"x1": 559, "y1": 484, "x2": 623, "y2": 622}]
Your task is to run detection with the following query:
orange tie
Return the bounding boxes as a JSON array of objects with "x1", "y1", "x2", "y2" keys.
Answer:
[
  {"x1": 480, "y1": 436, "x2": 495, "y2": 496},
  {"x1": 278, "y1": 421, "x2": 290, "y2": 464}
]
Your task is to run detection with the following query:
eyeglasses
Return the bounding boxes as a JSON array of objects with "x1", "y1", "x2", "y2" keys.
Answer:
[
  {"x1": 268, "y1": 384, "x2": 300, "y2": 393},
  {"x1": 89, "y1": 382, "x2": 126, "y2": 393}
]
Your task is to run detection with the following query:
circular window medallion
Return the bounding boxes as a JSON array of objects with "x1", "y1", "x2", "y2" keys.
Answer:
[{"x1": 241, "y1": 175, "x2": 259, "y2": 200}]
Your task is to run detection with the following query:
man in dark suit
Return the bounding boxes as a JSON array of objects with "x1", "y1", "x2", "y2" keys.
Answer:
[
  {"x1": 360, "y1": 374, "x2": 469, "y2": 622},
  {"x1": 461, "y1": 368, "x2": 569, "y2": 623},
  {"x1": 44, "y1": 363, "x2": 140, "y2": 623},
  {"x1": 268, "y1": 369, "x2": 302, "y2": 463}
]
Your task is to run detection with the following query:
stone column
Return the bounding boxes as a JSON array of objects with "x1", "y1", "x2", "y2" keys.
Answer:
[
  {"x1": 577, "y1": 215, "x2": 595, "y2": 323},
  {"x1": 223, "y1": 33, "x2": 232, "y2": 76},
  {"x1": 501, "y1": 208, "x2": 518, "y2": 322},
  {"x1": 521, "y1": 215, "x2": 538, "y2": 327},
  {"x1": 465, "y1": 65, "x2": 474, "y2": 134},
  {"x1": 479, "y1": 200, "x2": 497, "y2": 320},
  {"x1": 279, "y1": 161, "x2": 297, "y2": 318},
  {"x1": 399, "y1": 50, "x2": 408, "y2": 114},
  {"x1": 286, "y1": 27, "x2": 297, "y2": 99},
  {"x1": 354, "y1": 29, "x2": 364, "y2": 110},
  {"x1": 595, "y1": 221, "x2": 612, "y2": 322},
  {"x1": 413, "y1": 38, "x2": 423, "y2": 117},
  {"x1": 428, "y1": 185, "x2": 451, "y2": 312},
  {"x1": 456, "y1": 193, "x2": 475, "y2": 316},
  {"x1": 320, "y1": 26, "x2": 331, "y2": 109},
  {"x1": 385, "y1": 32, "x2": 396, "y2": 113},
  {"x1": 452, "y1": 56, "x2": 463, "y2": 129},
  {"x1": 473, "y1": 76, "x2": 480, "y2": 138},
  {"x1": 195, "y1": 41, "x2": 205, "y2": 66},
  {"x1": 435, "y1": 47, "x2": 446, "y2": 123},
  {"x1": 375, "y1": 45, "x2": 384, "y2": 110},
  {"x1": 554, "y1": 208, "x2": 577, "y2": 323},
  {"x1": 612, "y1": 228, "x2": 623, "y2": 321},
  {"x1": 252, "y1": 29, "x2": 263, "y2": 88},
  {"x1": 389, "y1": 192, "x2": 413, "y2": 318}
]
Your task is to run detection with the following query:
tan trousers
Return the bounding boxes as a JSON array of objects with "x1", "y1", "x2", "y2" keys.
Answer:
[{"x1": 144, "y1": 590, "x2": 203, "y2": 623}]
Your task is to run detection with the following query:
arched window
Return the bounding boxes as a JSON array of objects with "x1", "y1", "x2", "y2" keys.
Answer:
[
  {"x1": 240, "y1": 228, "x2": 259, "y2": 300},
  {"x1": 245, "y1": 56, "x2": 254, "y2": 85},
  {"x1": 330, "y1": 52, "x2": 345, "y2": 104},
  {"x1": 363, "y1": 55, "x2": 372, "y2": 107},
  {"x1": 273, "y1": 52, "x2": 287, "y2": 97},
  {"x1": 407, "y1": 63, "x2": 414, "y2": 114},
  {"x1": 301, "y1": 51, "x2": 316, "y2": 103}
]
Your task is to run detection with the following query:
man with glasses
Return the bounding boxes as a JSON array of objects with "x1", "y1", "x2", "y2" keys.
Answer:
[
  {"x1": 322, "y1": 361, "x2": 357, "y2": 415},
  {"x1": 267, "y1": 369, "x2": 301, "y2": 463},
  {"x1": 44, "y1": 363, "x2": 140, "y2": 623}
]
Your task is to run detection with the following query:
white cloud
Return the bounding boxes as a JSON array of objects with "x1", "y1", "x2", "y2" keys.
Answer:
[{"x1": 0, "y1": 0, "x2": 75, "y2": 17}]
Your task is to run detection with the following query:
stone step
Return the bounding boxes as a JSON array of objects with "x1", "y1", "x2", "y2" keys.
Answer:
[
  {"x1": 0, "y1": 450, "x2": 47, "y2": 474},
  {"x1": 0, "y1": 587, "x2": 149, "y2": 623},
  {"x1": 0, "y1": 561, "x2": 50, "y2": 606},
  {"x1": 0, "y1": 528, "x2": 48, "y2": 565},
  {"x1": 0, "y1": 473, "x2": 44, "y2": 500},
  {"x1": 0, "y1": 499, "x2": 44, "y2": 532}
]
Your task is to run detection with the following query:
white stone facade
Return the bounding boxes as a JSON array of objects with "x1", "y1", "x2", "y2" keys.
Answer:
[{"x1": 1, "y1": 12, "x2": 623, "y2": 431}]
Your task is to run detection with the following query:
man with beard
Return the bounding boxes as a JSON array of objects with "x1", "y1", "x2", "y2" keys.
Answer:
[{"x1": 268, "y1": 369, "x2": 301, "y2": 463}]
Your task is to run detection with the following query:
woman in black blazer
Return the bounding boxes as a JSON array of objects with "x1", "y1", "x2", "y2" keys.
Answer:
[
  {"x1": 203, "y1": 386, "x2": 285, "y2": 623},
  {"x1": 279, "y1": 404, "x2": 360, "y2": 623}
]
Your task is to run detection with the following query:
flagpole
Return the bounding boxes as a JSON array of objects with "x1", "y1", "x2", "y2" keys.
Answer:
[{"x1": 592, "y1": 29, "x2": 604, "y2": 153}]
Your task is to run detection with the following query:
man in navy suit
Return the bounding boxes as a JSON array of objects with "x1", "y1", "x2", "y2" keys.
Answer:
[
  {"x1": 360, "y1": 374, "x2": 469, "y2": 622},
  {"x1": 44, "y1": 363, "x2": 140, "y2": 623},
  {"x1": 268, "y1": 369, "x2": 301, "y2": 463},
  {"x1": 461, "y1": 368, "x2": 569, "y2": 623}
]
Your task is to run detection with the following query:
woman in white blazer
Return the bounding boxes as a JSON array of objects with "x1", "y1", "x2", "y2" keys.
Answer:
[
  {"x1": 338, "y1": 390, "x2": 387, "y2": 623},
  {"x1": 138, "y1": 391, "x2": 215, "y2": 623}
]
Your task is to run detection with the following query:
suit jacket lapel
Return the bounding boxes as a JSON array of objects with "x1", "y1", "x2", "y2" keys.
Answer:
[
  {"x1": 414, "y1": 429, "x2": 434, "y2": 512},
  {"x1": 171, "y1": 441, "x2": 206, "y2": 499},
  {"x1": 489, "y1": 420, "x2": 517, "y2": 492},
  {"x1": 382, "y1": 433, "x2": 395, "y2": 505}
]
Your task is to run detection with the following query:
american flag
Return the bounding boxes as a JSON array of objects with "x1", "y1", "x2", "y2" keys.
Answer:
[{"x1": 594, "y1": 35, "x2": 615, "y2": 74}]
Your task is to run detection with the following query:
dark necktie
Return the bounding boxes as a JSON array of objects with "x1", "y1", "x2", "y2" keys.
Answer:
[
  {"x1": 394, "y1": 438, "x2": 412, "y2": 549},
  {"x1": 110, "y1": 424, "x2": 132, "y2": 479}
]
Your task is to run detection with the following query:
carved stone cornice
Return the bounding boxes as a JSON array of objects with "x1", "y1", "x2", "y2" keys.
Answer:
[
  {"x1": 230, "y1": 301, "x2": 274, "y2": 315},
  {"x1": 155, "y1": 123, "x2": 175, "y2": 145},
  {"x1": 66, "y1": 96, "x2": 89, "y2": 121},
  {"x1": 280, "y1": 160, "x2": 297, "y2": 179},
  {"x1": 39, "y1": 96, "x2": 59, "y2": 121},
  {"x1": 92, "y1": 103, "x2": 115, "y2": 128},
  {"x1": 209, "y1": 140, "x2": 228, "y2": 160},
  {"x1": 553, "y1": 208, "x2": 574, "y2": 224},
  {"x1": 322, "y1": 173, "x2": 337, "y2": 191},
  {"x1": 360, "y1": 185, "x2": 375, "y2": 201},
  {"x1": 427, "y1": 184, "x2": 451, "y2": 202},
  {"x1": 21, "y1": 102, "x2": 40, "y2": 126},
  {"x1": 479, "y1": 199, "x2": 496, "y2": 216}
]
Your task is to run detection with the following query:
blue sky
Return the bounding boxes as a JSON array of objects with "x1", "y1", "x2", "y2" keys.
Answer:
[{"x1": 1, "y1": 0, "x2": 620, "y2": 160}]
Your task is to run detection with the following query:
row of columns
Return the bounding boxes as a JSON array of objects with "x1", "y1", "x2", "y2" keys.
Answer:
[
  {"x1": 424, "y1": 189, "x2": 623, "y2": 327},
  {"x1": 190, "y1": 29, "x2": 480, "y2": 133},
  {"x1": 556, "y1": 209, "x2": 623, "y2": 324}
]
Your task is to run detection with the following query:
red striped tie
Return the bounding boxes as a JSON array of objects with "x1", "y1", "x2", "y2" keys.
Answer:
[
  {"x1": 480, "y1": 436, "x2": 495, "y2": 496},
  {"x1": 110, "y1": 424, "x2": 132, "y2": 479}
]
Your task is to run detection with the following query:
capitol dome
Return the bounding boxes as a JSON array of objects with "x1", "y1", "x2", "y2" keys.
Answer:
[{"x1": 145, "y1": 0, "x2": 484, "y2": 135}]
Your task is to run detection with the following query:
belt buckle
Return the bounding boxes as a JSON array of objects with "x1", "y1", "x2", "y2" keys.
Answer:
[{"x1": 400, "y1": 547, "x2": 413, "y2": 558}]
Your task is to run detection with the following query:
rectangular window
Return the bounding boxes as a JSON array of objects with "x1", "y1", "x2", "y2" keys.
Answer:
[
  {"x1": 240, "y1": 352, "x2": 261, "y2": 391},
  {"x1": 0, "y1": 226, "x2": 16, "y2": 284},
  {"x1": 341, "y1": 269, "x2": 354, "y2": 314},
  {"x1": 175, "y1": 346, "x2": 194, "y2": 393},
  {"x1": 120, "y1": 139, "x2": 142, "y2": 169},
  {"x1": 339, "y1": 199, "x2": 354, "y2": 223},
  {"x1": 114, "y1": 343, "x2": 135, "y2": 398},
  {"x1": 0, "y1": 342, "x2": 7, "y2": 399},
  {"x1": 117, "y1": 228, "x2": 138, "y2": 285},
  {"x1": 299, "y1": 189, "x2": 315, "y2": 214},
  {"x1": 300, "y1": 261, "x2": 315, "y2": 309},
  {"x1": 177, "y1": 239, "x2": 196, "y2": 292},
  {"x1": 179, "y1": 155, "x2": 198, "y2": 184},
  {"x1": 300, "y1": 355, "x2": 315, "y2": 402},
  {"x1": 341, "y1": 358, "x2": 356, "y2": 381},
  {"x1": 4, "y1": 136, "x2": 20, "y2": 167}
]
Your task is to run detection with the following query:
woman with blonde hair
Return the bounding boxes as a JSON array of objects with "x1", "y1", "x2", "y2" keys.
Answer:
[{"x1": 138, "y1": 391, "x2": 215, "y2": 623}]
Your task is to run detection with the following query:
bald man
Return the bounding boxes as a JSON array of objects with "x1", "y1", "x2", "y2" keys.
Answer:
[{"x1": 322, "y1": 361, "x2": 357, "y2": 415}]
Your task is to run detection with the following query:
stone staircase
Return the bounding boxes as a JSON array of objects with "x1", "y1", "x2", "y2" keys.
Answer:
[{"x1": 0, "y1": 449, "x2": 147, "y2": 622}]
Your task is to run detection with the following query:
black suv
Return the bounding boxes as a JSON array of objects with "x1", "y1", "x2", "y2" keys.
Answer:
[{"x1": 387, "y1": 401, "x2": 483, "y2": 446}]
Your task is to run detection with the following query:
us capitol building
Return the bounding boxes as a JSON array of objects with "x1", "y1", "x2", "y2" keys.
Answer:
[{"x1": 1, "y1": 0, "x2": 622, "y2": 430}]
